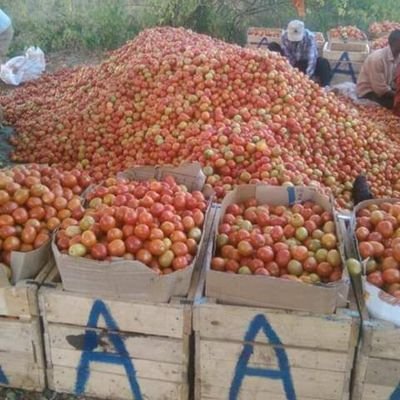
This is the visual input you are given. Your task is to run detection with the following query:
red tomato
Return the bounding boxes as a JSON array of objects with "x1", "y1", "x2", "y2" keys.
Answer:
[{"x1": 107, "y1": 239, "x2": 126, "y2": 257}]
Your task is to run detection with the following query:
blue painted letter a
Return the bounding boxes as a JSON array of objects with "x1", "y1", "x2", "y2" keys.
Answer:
[
  {"x1": 229, "y1": 314, "x2": 296, "y2": 400},
  {"x1": 75, "y1": 299, "x2": 143, "y2": 400}
]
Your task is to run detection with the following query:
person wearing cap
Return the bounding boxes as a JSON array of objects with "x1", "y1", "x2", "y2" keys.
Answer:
[
  {"x1": 0, "y1": 9, "x2": 13, "y2": 61},
  {"x1": 280, "y1": 20, "x2": 331, "y2": 87},
  {"x1": 357, "y1": 30, "x2": 400, "y2": 109}
]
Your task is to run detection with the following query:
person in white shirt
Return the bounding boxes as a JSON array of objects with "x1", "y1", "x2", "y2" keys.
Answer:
[{"x1": 0, "y1": 9, "x2": 13, "y2": 61}]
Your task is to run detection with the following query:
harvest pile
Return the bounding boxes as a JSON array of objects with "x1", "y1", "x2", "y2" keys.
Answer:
[
  {"x1": 0, "y1": 165, "x2": 92, "y2": 268},
  {"x1": 211, "y1": 199, "x2": 342, "y2": 283},
  {"x1": 371, "y1": 35, "x2": 388, "y2": 50},
  {"x1": 1, "y1": 27, "x2": 400, "y2": 208},
  {"x1": 56, "y1": 175, "x2": 206, "y2": 274},
  {"x1": 369, "y1": 21, "x2": 400, "y2": 36},
  {"x1": 356, "y1": 202, "x2": 400, "y2": 298},
  {"x1": 329, "y1": 26, "x2": 367, "y2": 41}
]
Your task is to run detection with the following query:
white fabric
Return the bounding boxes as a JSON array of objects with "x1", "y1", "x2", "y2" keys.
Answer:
[
  {"x1": 0, "y1": 47, "x2": 45, "y2": 85},
  {"x1": 0, "y1": 10, "x2": 11, "y2": 34},
  {"x1": 287, "y1": 20, "x2": 305, "y2": 42}
]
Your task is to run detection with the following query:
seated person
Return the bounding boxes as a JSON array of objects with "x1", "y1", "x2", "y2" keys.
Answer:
[
  {"x1": 356, "y1": 29, "x2": 400, "y2": 109},
  {"x1": 268, "y1": 20, "x2": 331, "y2": 87}
]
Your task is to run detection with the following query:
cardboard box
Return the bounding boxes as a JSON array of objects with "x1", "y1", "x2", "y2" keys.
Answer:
[
  {"x1": 206, "y1": 185, "x2": 349, "y2": 314},
  {"x1": 247, "y1": 27, "x2": 283, "y2": 48},
  {"x1": 56, "y1": 162, "x2": 212, "y2": 303},
  {"x1": 350, "y1": 198, "x2": 400, "y2": 326},
  {"x1": 10, "y1": 240, "x2": 51, "y2": 284}
]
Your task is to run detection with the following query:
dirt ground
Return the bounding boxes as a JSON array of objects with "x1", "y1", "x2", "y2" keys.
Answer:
[{"x1": 0, "y1": 50, "x2": 105, "y2": 400}]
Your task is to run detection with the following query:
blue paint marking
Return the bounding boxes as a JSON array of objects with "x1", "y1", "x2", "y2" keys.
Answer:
[
  {"x1": 330, "y1": 51, "x2": 357, "y2": 84},
  {"x1": 390, "y1": 385, "x2": 400, "y2": 400},
  {"x1": 229, "y1": 314, "x2": 296, "y2": 400},
  {"x1": 287, "y1": 186, "x2": 296, "y2": 206},
  {"x1": 0, "y1": 366, "x2": 8, "y2": 385},
  {"x1": 75, "y1": 299, "x2": 143, "y2": 400},
  {"x1": 257, "y1": 37, "x2": 270, "y2": 48}
]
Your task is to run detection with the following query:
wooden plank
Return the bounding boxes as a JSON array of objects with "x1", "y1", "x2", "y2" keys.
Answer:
[
  {"x1": 50, "y1": 347, "x2": 185, "y2": 383},
  {"x1": 41, "y1": 289, "x2": 186, "y2": 339},
  {"x1": 49, "y1": 366, "x2": 188, "y2": 400},
  {"x1": 0, "y1": 318, "x2": 37, "y2": 354},
  {"x1": 194, "y1": 303, "x2": 356, "y2": 352},
  {"x1": 369, "y1": 322, "x2": 400, "y2": 360},
  {"x1": 364, "y1": 357, "x2": 400, "y2": 387},
  {"x1": 199, "y1": 339, "x2": 350, "y2": 372},
  {"x1": 0, "y1": 259, "x2": 54, "y2": 318},
  {"x1": 200, "y1": 393, "x2": 335, "y2": 400},
  {"x1": 0, "y1": 361, "x2": 45, "y2": 392},
  {"x1": 0, "y1": 286, "x2": 31, "y2": 318},
  {"x1": 360, "y1": 384, "x2": 397, "y2": 400},
  {"x1": 200, "y1": 364, "x2": 348, "y2": 400},
  {"x1": 47, "y1": 323, "x2": 185, "y2": 365}
]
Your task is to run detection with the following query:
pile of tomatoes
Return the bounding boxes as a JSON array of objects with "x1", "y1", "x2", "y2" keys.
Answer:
[
  {"x1": 329, "y1": 26, "x2": 367, "y2": 41},
  {"x1": 0, "y1": 165, "x2": 92, "y2": 269},
  {"x1": 369, "y1": 21, "x2": 400, "y2": 36},
  {"x1": 356, "y1": 202, "x2": 400, "y2": 298},
  {"x1": 211, "y1": 198, "x2": 343, "y2": 284},
  {"x1": 1, "y1": 27, "x2": 400, "y2": 208},
  {"x1": 56, "y1": 175, "x2": 207, "y2": 275}
]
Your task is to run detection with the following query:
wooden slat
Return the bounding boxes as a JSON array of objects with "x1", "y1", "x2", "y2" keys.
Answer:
[
  {"x1": 47, "y1": 323, "x2": 185, "y2": 364},
  {"x1": 199, "y1": 339, "x2": 350, "y2": 372},
  {"x1": 41, "y1": 289, "x2": 186, "y2": 339},
  {"x1": 0, "y1": 318, "x2": 38, "y2": 355},
  {"x1": 364, "y1": 357, "x2": 400, "y2": 387},
  {"x1": 360, "y1": 384, "x2": 397, "y2": 400},
  {"x1": 0, "y1": 361, "x2": 45, "y2": 392},
  {"x1": 200, "y1": 365, "x2": 348, "y2": 400},
  {"x1": 194, "y1": 303, "x2": 356, "y2": 352},
  {"x1": 368, "y1": 322, "x2": 400, "y2": 360},
  {"x1": 0, "y1": 259, "x2": 54, "y2": 318},
  {"x1": 201, "y1": 396, "x2": 324, "y2": 400},
  {"x1": 49, "y1": 366, "x2": 188, "y2": 400},
  {"x1": 50, "y1": 347, "x2": 185, "y2": 383}
]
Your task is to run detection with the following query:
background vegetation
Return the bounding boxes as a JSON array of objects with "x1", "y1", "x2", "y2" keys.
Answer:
[{"x1": 1, "y1": 0, "x2": 400, "y2": 55}]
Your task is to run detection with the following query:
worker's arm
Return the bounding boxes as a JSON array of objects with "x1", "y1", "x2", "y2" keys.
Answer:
[{"x1": 369, "y1": 58, "x2": 392, "y2": 97}]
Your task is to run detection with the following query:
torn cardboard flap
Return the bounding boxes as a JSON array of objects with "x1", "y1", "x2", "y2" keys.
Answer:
[
  {"x1": 117, "y1": 162, "x2": 206, "y2": 192},
  {"x1": 11, "y1": 240, "x2": 51, "y2": 284},
  {"x1": 206, "y1": 184, "x2": 349, "y2": 314}
]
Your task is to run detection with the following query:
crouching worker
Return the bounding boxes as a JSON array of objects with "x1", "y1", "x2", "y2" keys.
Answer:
[
  {"x1": 357, "y1": 30, "x2": 400, "y2": 109},
  {"x1": 268, "y1": 20, "x2": 331, "y2": 87},
  {"x1": 0, "y1": 9, "x2": 13, "y2": 62}
]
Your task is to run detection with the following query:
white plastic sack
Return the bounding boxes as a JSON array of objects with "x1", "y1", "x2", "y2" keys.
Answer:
[
  {"x1": 364, "y1": 279, "x2": 400, "y2": 327},
  {"x1": 0, "y1": 46, "x2": 45, "y2": 85}
]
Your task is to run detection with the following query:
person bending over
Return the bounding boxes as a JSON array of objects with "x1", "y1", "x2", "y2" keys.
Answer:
[{"x1": 270, "y1": 20, "x2": 331, "y2": 87}]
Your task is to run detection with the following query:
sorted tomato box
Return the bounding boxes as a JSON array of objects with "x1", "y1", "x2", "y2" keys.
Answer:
[{"x1": 206, "y1": 184, "x2": 349, "y2": 314}]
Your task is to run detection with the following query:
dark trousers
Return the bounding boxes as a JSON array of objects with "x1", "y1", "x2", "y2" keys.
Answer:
[
  {"x1": 361, "y1": 91, "x2": 394, "y2": 109},
  {"x1": 294, "y1": 58, "x2": 331, "y2": 87},
  {"x1": 267, "y1": 43, "x2": 331, "y2": 87}
]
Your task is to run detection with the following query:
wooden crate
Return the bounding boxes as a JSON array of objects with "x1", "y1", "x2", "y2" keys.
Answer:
[
  {"x1": 0, "y1": 260, "x2": 53, "y2": 391},
  {"x1": 323, "y1": 42, "x2": 369, "y2": 64},
  {"x1": 353, "y1": 316, "x2": 400, "y2": 400},
  {"x1": 327, "y1": 32, "x2": 369, "y2": 52},
  {"x1": 247, "y1": 27, "x2": 283, "y2": 48},
  {"x1": 193, "y1": 207, "x2": 360, "y2": 400},
  {"x1": 39, "y1": 207, "x2": 217, "y2": 400}
]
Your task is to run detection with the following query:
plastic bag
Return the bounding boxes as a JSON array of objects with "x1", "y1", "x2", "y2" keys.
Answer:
[{"x1": 0, "y1": 46, "x2": 45, "y2": 85}]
